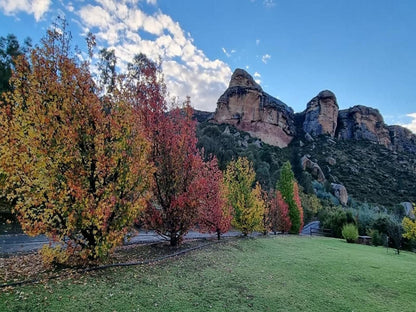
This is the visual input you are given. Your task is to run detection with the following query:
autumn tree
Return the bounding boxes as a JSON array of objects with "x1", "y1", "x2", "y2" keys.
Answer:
[
  {"x1": 293, "y1": 182, "x2": 304, "y2": 232},
  {"x1": 0, "y1": 24, "x2": 153, "y2": 261},
  {"x1": 124, "y1": 54, "x2": 207, "y2": 246},
  {"x1": 277, "y1": 161, "x2": 303, "y2": 234},
  {"x1": 224, "y1": 157, "x2": 265, "y2": 235},
  {"x1": 402, "y1": 204, "x2": 416, "y2": 241},
  {"x1": 196, "y1": 157, "x2": 232, "y2": 240},
  {"x1": 269, "y1": 191, "x2": 291, "y2": 234}
]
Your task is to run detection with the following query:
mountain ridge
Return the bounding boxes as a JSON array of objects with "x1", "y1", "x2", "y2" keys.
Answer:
[{"x1": 202, "y1": 68, "x2": 416, "y2": 153}]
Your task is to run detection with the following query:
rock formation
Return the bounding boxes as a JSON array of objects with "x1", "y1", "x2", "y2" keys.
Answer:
[
  {"x1": 337, "y1": 105, "x2": 392, "y2": 148},
  {"x1": 303, "y1": 90, "x2": 339, "y2": 137},
  {"x1": 212, "y1": 70, "x2": 416, "y2": 154},
  {"x1": 388, "y1": 125, "x2": 416, "y2": 154},
  {"x1": 331, "y1": 183, "x2": 348, "y2": 206},
  {"x1": 301, "y1": 155, "x2": 326, "y2": 182},
  {"x1": 213, "y1": 69, "x2": 296, "y2": 147}
]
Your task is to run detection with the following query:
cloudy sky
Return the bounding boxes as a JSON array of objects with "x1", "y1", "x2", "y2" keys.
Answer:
[{"x1": 1, "y1": 0, "x2": 415, "y2": 133}]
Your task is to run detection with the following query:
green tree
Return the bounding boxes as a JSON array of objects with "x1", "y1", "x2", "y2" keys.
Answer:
[
  {"x1": 277, "y1": 161, "x2": 303, "y2": 233},
  {"x1": 0, "y1": 34, "x2": 31, "y2": 94},
  {"x1": 224, "y1": 157, "x2": 264, "y2": 235}
]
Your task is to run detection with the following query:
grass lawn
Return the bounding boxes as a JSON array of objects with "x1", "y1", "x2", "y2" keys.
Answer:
[{"x1": 1, "y1": 235, "x2": 415, "y2": 311}]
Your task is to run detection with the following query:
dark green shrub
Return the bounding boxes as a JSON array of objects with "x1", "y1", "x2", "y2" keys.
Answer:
[
  {"x1": 319, "y1": 206, "x2": 349, "y2": 238},
  {"x1": 342, "y1": 223, "x2": 359, "y2": 243},
  {"x1": 368, "y1": 229, "x2": 385, "y2": 246}
]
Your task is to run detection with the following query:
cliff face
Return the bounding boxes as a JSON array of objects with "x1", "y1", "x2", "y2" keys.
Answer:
[
  {"x1": 303, "y1": 90, "x2": 339, "y2": 138},
  {"x1": 337, "y1": 105, "x2": 392, "y2": 148},
  {"x1": 213, "y1": 69, "x2": 296, "y2": 147},
  {"x1": 212, "y1": 69, "x2": 416, "y2": 153}
]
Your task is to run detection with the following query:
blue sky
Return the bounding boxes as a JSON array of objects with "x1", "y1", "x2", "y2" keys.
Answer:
[{"x1": 1, "y1": 0, "x2": 415, "y2": 133}]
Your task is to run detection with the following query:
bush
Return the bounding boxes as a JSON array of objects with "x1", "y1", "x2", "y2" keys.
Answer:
[
  {"x1": 368, "y1": 229, "x2": 385, "y2": 246},
  {"x1": 319, "y1": 205, "x2": 354, "y2": 238},
  {"x1": 342, "y1": 224, "x2": 359, "y2": 243}
]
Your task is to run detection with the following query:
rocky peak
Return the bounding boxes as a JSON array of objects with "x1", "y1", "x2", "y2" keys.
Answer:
[
  {"x1": 228, "y1": 68, "x2": 262, "y2": 91},
  {"x1": 213, "y1": 69, "x2": 296, "y2": 148},
  {"x1": 303, "y1": 90, "x2": 339, "y2": 138},
  {"x1": 337, "y1": 105, "x2": 391, "y2": 148}
]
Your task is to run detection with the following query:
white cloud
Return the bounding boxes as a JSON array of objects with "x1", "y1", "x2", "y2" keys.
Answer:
[
  {"x1": 401, "y1": 113, "x2": 416, "y2": 134},
  {"x1": 77, "y1": 0, "x2": 231, "y2": 111},
  {"x1": 254, "y1": 72, "x2": 261, "y2": 78},
  {"x1": 221, "y1": 47, "x2": 236, "y2": 58},
  {"x1": 262, "y1": 53, "x2": 271, "y2": 64},
  {"x1": 0, "y1": 0, "x2": 51, "y2": 21},
  {"x1": 263, "y1": 0, "x2": 276, "y2": 8}
]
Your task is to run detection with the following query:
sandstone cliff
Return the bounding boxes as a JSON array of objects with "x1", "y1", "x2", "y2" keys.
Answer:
[
  {"x1": 337, "y1": 105, "x2": 392, "y2": 148},
  {"x1": 212, "y1": 69, "x2": 416, "y2": 153},
  {"x1": 213, "y1": 69, "x2": 295, "y2": 147},
  {"x1": 303, "y1": 90, "x2": 339, "y2": 138}
]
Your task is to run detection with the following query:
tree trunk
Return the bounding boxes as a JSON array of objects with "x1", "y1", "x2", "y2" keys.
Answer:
[{"x1": 217, "y1": 229, "x2": 221, "y2": 240}]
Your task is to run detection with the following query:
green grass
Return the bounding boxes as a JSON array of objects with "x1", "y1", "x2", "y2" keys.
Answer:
[{"x1": 1, "y1": 236, "x2": 416, "y2": 311}]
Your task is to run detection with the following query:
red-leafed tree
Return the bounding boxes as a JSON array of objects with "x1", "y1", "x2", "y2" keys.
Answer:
[
  {"x1": 143, "y1": 103, "x2": 205, "y2": 246},
  {"x1": 269, "y1": 191, "x2": 292, "y2": 234},
  {"x1": 293, "y1": 182, "x2": 304, "y2": 232},
  {"x1": 196, "y1": 157, "x2": 232, "y2": 240},
  {"x1": 126, "y1": 54, "x2": 206, "y2": 246}
]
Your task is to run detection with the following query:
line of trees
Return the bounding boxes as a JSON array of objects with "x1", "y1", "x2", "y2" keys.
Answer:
[{"x1": 0, "y1": 25, "x2": 304, "y2": 265}]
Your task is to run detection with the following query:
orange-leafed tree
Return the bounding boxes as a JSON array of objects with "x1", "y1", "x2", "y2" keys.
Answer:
[
  {"x1": 126, "y1": 54, "x2": 206, "y2": 246},
  {"x1": 293, "y1": 182, "x2": 304, "y2": 232},
  {"x1": 196, "y1": 157, "x2": 232, "y2": 240},
  {"x1": 269, "y1": 191, "x2": 292, "y2": 234},
  {"x1": 0, "y1": 25, "x2": 153, "y2": 261}
]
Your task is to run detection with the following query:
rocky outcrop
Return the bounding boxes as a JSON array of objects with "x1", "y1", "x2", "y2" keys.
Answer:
[
  {"x1": 337, "y1": 105, "x2": 392, "y2": 148},
  {"x1": 388, "y1": 125, "x2": 416, "y2": 154},
  {"x1": 331, "y1": 183, "x2": 348, "y2": 206},
  {"x1": 213, "y1": 69, "x2": 296, "y2": 147},
  {"x1": 401, "y1": 202, "x2": 415, "y2": 219},
  {"x1": 301, "y1": 155, "x2": 326, "y2": 182},
  {"x1": 303, "y1": 90, "x2": 339, "y2": 137},
  {"x1": 213, "y1": 73, "x2": 416, "y2": 153}
]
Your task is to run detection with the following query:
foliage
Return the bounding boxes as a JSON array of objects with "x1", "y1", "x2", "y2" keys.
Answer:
[
  {"x1": 123, "y1": 53, "x2": 208, "y2": 247},
  {"x1": 196, "y1": 157, "x2": 232, "y2": 240},
  {"x1": 0, "y1": 24, "x2": 153, "y2": 260},
  {"x1": 402, "y1": 205, "x2": 416, "y2": 241},
  {"x1": 318, "y1": 206, "x2": 354, "y2": 238},
  {"x1": 296, "y1": 136, "x2": 416, "y2": 206},
  {"x1": 277, "y1": 161, "x2": 303, "y2": 233},
  {"x1": 342, "y1": 223, "x2": 359, "y2": 243},
  {"x1": 224, "y1": 157, "x2": 265, "y2": 235},
  {"x1": 293, "y1": 182, "x2": 304, "y2": 232},
  {"x1": 269, "y1": 190, "x2": 291, "y2": 233},
  {"x1": 0, "y1": 34, "x2": 32, "y2": 95},
  {"x1": 40, "y1": 245, "x2": 69, "y2": 267},
  {"x1": 299, "y1": 191, "x2": 322, "y2": 224},
  {"x1": 196, "y1": 122, "x2": 290, "y2": 190},
  {"x1": 143, "y1": 104, "x2": 204, "y2": 246},
  {"x1": 368, "y1": 229, "x2": 385, "y2": 247}
]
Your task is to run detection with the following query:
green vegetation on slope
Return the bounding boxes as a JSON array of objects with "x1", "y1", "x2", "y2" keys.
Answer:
[
  {"x1": 295, "y1": 136, "x2": 416, "y2": 205},
  {"x1": 197, "y1": 122, "x2": 416, "y2": 206},
  {"x1": 2, "y1": 236, "x2": 416, "y2": 312}
]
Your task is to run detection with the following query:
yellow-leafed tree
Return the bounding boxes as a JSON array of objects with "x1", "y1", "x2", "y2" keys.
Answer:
[
  {"x1": 402, "y1": 204, "x2": 416, "y2": 241},
  {"x1": 224, "y1": 157, "x2": 265, "y2": 235}
]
